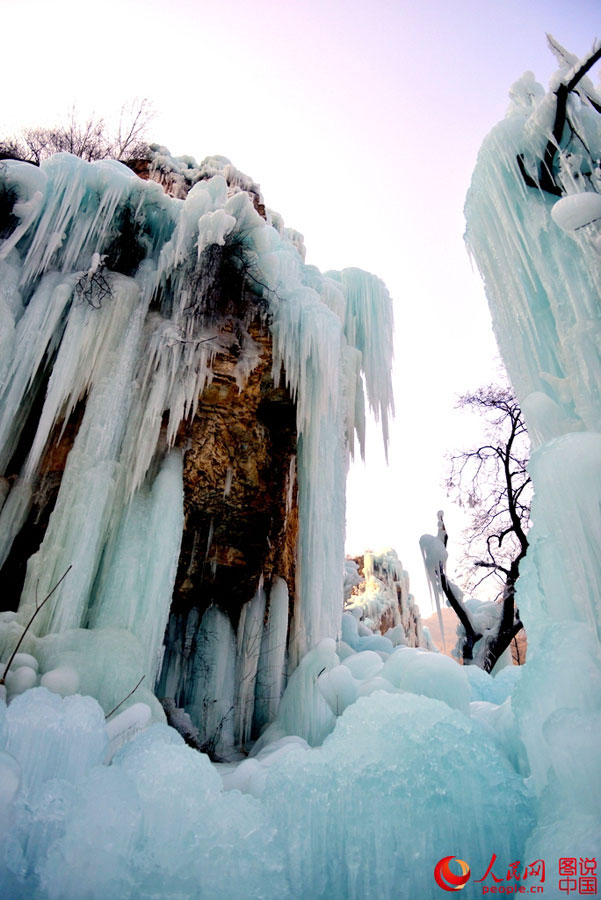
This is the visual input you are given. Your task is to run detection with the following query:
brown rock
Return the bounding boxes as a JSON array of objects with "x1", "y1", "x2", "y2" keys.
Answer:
[{"x1": 172, "y1": 318, "x2": 297, "y2": 629}]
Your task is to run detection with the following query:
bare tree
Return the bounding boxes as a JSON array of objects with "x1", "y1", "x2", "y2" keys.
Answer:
[
  {"x1": 0, "y1": 100, "x2": 154, "y2": 165},
  {"x1": 446, "y1": 385, "x2": 531, "y2": 600},
  {"x1": 434, "y1": 385, "x2": 531, "y2": 671},
  {"x1": 113, "y1": 98, "x2": 155, "y2": 160},
  {"x1": 517, "y1": 37, "x2": 601, "y2": 196}
]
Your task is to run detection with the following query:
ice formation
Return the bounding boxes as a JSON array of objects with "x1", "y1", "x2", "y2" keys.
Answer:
[
  {"x1": 3, "y1": 39, "x2": 601, "y2": 894},
  {"x1": 419, "y1": 510, "x2": 449, "y2": 647},
  {"x1": 465, "y1": 37, "x2": 601, "y2": 870},
  {"x1": 0, "y1": 148, "x2": 393, "y2": 733},
  {"x1": 344, "y1": 547, "x2": 426, "y2": 647},
  {"x1": 0, "y1": 684, "x2": 536, "y2": 900}
]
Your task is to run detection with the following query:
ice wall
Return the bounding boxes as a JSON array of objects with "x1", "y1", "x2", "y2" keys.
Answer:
[
  {"x1": 465, "y1": 44, "x2": 601, "y2": 857},
  {"x1": 0, "y1": 149, "x2": 393, "y2": 733}
]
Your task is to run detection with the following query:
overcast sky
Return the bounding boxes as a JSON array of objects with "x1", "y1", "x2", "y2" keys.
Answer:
[{"x1": 2, "y1": 0, "x2": 599, "y2": 611}]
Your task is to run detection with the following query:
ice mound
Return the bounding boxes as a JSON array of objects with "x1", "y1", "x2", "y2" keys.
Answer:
[
  {"x1": 0, "y1": 692, "x2": 288, "y2": 899},
  {"x1": 392, "y1": 648, "x2": 471, "y2": 714},
  {"x1": 464, "y1": 661, "x2": 522, "y2": 704},
  {"x1": 0, "y1": 682, "x2": 538, "y2": 900},
  {"x1": 262, "y1": 691, "x2": 534, "y2": 900},
  {"x1": 3, "y1": 688, "x2": 107, "y2": 798}
]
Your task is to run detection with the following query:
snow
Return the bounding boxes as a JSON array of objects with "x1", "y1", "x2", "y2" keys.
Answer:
[
  {"x1": 341, "y1": 649, "x2": 383, "y2": 680},
  {"x1": 393, "y1": 649, "x2": 470, "y2": 714},
  {"x1": 4, "y1": 652, "x2": 38, "y2": 673},
  {"x1": 5, "y1": 665, "x2": 37, "y2": 699},
  {"x1": 39, "y1": 666, "x2": 79, "y2": 697},
  {"x1": 317, "y1": 663, "x2": 360, "y2": 715},
  {"x1": 551, "y1": 190, "x2": 601, "y2": 231}
]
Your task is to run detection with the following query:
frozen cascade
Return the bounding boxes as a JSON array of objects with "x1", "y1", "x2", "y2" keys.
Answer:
[
  {"x1": 6, "y1": 91, "x2": 600, "y2": 895},
  {"x1": 156, "y1": 604, "x2": 237, "y2": 758},
  {"x1": 88, "y1": 449, "x2": 184, "y2": 684},
  {"x1": 17, "y1": 274, "x2": 149, "y2": 636},
  {"x1": 465, "y1": 46, "x2": 601, "y2": 865},
  {"x1": 183, "y1": 605, "x2": 237, "y2": 758},
  {"x1": 234, "y1": 582, "x2": 266, "y2": 748},
  {"x1": 0, "y1": 148, "x2": 394, "y2": 738},
  {"x1": 253, "y1": 576, "x2": 289, "y2": 734}
]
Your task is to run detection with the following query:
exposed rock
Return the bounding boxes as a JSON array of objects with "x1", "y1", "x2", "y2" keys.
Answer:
[
  {"x1": 172, "y1": 319, "x2": 297, "y2": 629},
  {"x1": 345, "y1": 549, "x2": 428, "y2": 648}
]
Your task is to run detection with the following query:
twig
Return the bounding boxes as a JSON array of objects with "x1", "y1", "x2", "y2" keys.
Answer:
[
  {"x1": 105, "y1": 674, "x2": 145, "y2": 719},
  {"x1": 0, "y1": 565, "x2": 72, "y2": 685}
]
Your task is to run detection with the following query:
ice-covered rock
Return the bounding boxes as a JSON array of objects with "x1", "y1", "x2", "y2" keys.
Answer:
[
  {"x1": 39, "y1": 665, "x2": 79, "y2": 697},
  {"x1": 5, "y1": 665, "x2": 38, "y2": 698}
]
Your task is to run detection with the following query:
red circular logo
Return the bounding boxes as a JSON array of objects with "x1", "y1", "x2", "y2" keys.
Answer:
[{"x1": 434, "y1": 856, "x2": 471, "y2": 891}]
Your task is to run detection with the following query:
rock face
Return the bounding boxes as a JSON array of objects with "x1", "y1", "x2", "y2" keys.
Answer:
[
  {"x1": 171, "y1": 320, "x2": 298, "y2": 628},
  {"x1": 0, "y1": 147, "x2": 395, "y2": 757},
  {"x1": 344, "y1": 550, "x2": 427, "y2": 648}
]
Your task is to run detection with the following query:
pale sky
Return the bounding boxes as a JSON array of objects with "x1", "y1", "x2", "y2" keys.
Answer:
[{"x1": 1, "y1": 0, "x2": 599, "y2": 612}]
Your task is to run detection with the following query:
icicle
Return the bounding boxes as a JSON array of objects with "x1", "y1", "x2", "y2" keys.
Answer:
[
  {"x1": 17, "y1": 276, "x2": 147, "y2": 635},
  {"x1": 235, "y1": 582, "x2": 266, "y2": 747},
  {"x1": 187, "y1": 605, "x2": 237, "y2": 758},
  {"x1": 418, "y1": 531, "x2": 447, "y2": 651},
  {"x1": 89, "y1": 450, "x2": 184, "y2": 684},
  {"x1": 253, "y1": 577, "x2": 289, "y2": 732}
]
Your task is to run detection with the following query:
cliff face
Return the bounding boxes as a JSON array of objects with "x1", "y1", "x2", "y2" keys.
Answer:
[
  {"x1": 0, "y1": 147, "x2": 394, "y2": 755},
  {"x1": 0, "y1": 160, "x2": 299, "y2": 750},
  {"x1": 173, "y1": 321, "x2": 297, "y2": 628},
  {"x1": 344, "y1": 550, "x2": 427, "y2": 649},
  {"x1": 1, "y1": 161, "x2": 298, "y2": 632},
  {"x1": 157, "y1": 312, "x2": 299, "y2": 756}
]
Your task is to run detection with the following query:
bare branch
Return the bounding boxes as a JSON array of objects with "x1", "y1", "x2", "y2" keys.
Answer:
[
  {"x1": 0, "y1": 99, "x2": 155, "y2": 166},
  {"x1": 1, "y1": 566, "x2": 73, "y2": 684},
  {"x1": 105, "y1": 674, "x2": 145, "y2": 719}
]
